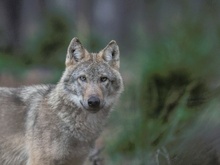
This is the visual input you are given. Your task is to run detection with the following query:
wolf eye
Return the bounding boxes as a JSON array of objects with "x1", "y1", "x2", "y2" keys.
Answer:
[
  {"x1": 100, "y1": 77, "x2": 108, "y2": 82},
  {"x1": 79, "y1": 76, "x2": 87, "y2": 82}
]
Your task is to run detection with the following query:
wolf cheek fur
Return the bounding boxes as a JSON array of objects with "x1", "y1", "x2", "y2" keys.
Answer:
[{"x1": 0, "y1": 37, "x2": 124, "y2": 165}]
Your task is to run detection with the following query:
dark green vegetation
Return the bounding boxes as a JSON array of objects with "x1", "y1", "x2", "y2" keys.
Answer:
[{"x1": 105, "y1": 19, "x2": 220, "y2": 165}]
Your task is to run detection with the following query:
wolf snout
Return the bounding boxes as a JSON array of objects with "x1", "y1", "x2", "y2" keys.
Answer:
[{"x1": 88, "y1": 96, "x2": 100, "y2": 109}]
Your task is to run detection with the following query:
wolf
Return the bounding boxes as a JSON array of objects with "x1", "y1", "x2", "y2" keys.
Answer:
[{"x1": 0, "y1": 37, "x2": 124, "y2": 165}]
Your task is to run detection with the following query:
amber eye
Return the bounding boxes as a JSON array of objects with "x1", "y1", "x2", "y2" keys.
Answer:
[
  {"x1": 100, "y1": 77, "x2": 108, "y2": 82},
  {"x1": 79, "y1": 76, "x2": 87, "y2": 82}
]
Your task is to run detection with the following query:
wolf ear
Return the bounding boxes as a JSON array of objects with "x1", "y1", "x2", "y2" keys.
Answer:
[
  {"x1": 65, "y1": 37, "x2": 88, "y2": 67},
  {"x1": 101, "y1": 40, "x2": 120, "y2": 69}
]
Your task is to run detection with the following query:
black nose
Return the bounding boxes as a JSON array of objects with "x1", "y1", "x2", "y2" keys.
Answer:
[{"x1": 88, "y1": 96, "x2": 100, "y2": 108}]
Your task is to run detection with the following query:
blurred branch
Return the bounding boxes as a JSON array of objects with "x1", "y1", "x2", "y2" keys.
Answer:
[{"x1": 155, "y1": 146, "x2": 171, "y2": 165}]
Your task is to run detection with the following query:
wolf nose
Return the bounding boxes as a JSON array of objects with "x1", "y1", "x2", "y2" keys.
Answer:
[{"x1": 88, "y1": 96, "x2": 100, "y2": 108}]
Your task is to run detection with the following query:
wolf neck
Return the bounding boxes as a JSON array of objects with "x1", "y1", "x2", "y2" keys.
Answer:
[{"x1": 48, "y1": 86, "x2": 110, "y2": 142}]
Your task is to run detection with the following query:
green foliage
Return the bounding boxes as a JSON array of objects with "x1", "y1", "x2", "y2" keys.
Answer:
[
  {"x1": 105, "y1": 16, "x2": 220, "y2": 165},
  {"x1": 0, "y1": 53, "x2": 26, "y2": 73},
  {"x1": 24, "y1": 12, "x2": 72, "y2": 68}
]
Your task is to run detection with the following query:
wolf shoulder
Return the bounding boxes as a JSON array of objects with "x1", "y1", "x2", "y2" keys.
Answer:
[{"x1": 0, "y1": 85, "x2": 54, "y2": 136}]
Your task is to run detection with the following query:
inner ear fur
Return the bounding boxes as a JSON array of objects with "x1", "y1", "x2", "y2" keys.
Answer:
[
  {"x1": 65, "y1": 37, "x2": 89, "y2": 67},
  {"x1": 101, "y1": 40, "x2": 120, "y2": 69}
]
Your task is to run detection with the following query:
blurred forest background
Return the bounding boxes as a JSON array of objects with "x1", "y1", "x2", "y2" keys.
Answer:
[{"x1": 1, "y1": 0, "x2": 220, "y2": 165}]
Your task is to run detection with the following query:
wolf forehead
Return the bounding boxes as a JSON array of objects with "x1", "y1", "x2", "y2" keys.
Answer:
[
  {"x1": 63, "y1": 37, "x2": 121, "y2": 83},
  {"x1": 69, "y1": 58, "x2": 117, "y2": 79}
]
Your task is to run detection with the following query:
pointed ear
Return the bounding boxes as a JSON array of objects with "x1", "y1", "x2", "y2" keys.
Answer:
[
  {"x1": 65, "y1": 37, "x2": 89, "y2": 67},
  {"x1": 101, "y1": 40, "x2": 120, "y2": 69}
]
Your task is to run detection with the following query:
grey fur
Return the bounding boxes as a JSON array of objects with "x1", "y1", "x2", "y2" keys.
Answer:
[{"x1": 0, "y1": 38, "x2": 124, "y2": 165}]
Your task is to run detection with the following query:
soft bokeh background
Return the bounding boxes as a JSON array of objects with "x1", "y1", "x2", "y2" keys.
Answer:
[{"x1": 1, "y1": 0, "x2": 220, "y2": 164}]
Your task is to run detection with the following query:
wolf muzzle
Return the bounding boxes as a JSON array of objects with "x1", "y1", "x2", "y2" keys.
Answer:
[
  {"x1": 88, "y1": 96, "x2": 100, "y2": 112},
  {"x1": 88, "y1": 96, "x2": 100, "y2": 108}
]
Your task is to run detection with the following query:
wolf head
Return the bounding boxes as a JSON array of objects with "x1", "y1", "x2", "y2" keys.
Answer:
[{"x1": 58, "y1": 37, "x2": 124, "y2": 113}]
